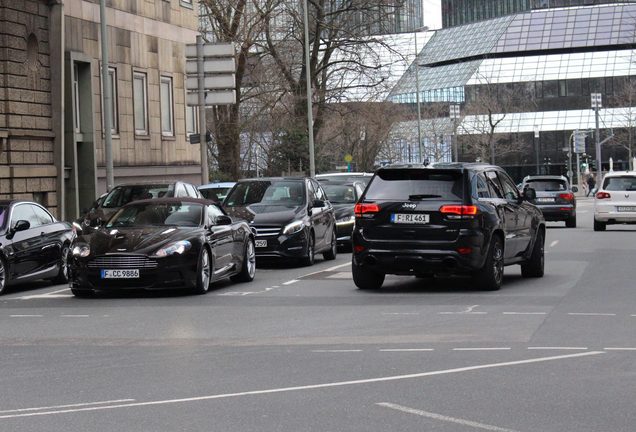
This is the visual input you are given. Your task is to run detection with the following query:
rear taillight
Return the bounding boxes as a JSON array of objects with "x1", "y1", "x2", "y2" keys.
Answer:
[
  {"x1": 596, "y1": 191, "x2": 611, "y2": 199},
  {"x1": 558, "y1": 193, "x2": 574, "y2": 201},
  {"x1": 354, "y1": 203, "x2": 379, "y2": 217},
  {"x1": 439, "y1": 205, "x2": 479, "y2": 217}
]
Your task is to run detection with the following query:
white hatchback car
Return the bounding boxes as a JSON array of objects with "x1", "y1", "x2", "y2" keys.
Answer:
[{"x1": 594, "y1": 171, "x2": 636, "y2": 231}]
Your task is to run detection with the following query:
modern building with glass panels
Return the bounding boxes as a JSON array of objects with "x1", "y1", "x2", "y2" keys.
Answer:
[
  {"x1": 386, "y1": 3, "x2": 636, "y2": 180},
  {"x1": 441, "y1": 0, "x2": 633, "y2": 28}
]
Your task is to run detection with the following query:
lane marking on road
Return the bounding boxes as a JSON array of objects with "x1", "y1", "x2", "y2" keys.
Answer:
[
  {"x1": 9, "y1": 315, "x2": 43, "y2": 318},
  {"x1": 439, "y1": 312, "x2": 487, "y2": 315},
  {"x1": 503, "y1": 312, "x2": 547, "y2": 315},
  {"x1": 568, "y1": 313, "x2": 616, "y2": 316},
  {"x1": 603, "y1": 347, "x2": 636, "y2": 351},
  {"x1": 282, "y1": 279, "x2": 299, "y2": 286},
  {"x1": 527, "y1": 347, "x2": 588, "y2": 350},
  {"x1": 0, "y1": 399, "x2": 136, "y2": 415},
  {"x1": 550, "y1": 240, "x2": 559, "y2": 247},
  {"x1": 379, "y1": 349, "x2": 434, "y2": 352},
  {"x1": 311, "y1": 349, "x2": 363, "y2": 353},
  {"x1": 0, "y1": 351, "x2": 603, "y2": 420},
  {"x1": 381, "y1": 312, "x2": 420, "y2": 316},
  {"x1": 377, "y1": 402, "x2": 522, "y2": 432},
  {"x1": 9, "y1": 288, "x2": 72, "y2": 300},
  {"x1": 324, "y1": 262, "x2": 351, "y2": 272},
  {"x1": 453, "y1": 348, "x2": 511, "y2": 351},
  {"x1": 60, "y1": 315, "x2": 89, "y2": 318}
]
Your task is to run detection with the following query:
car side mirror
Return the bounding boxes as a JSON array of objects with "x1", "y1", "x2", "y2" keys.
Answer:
[
  {"x1": 523, "y1": 187, "x2": 537, "y2": 201},
  {"x1": 571, "y1": 186, "x2": 579, "y2": 193},
  {"x1": 312, "y1": 199, "x2": 326, "y2": 208},
  {"x1": 13, "y1": 220, "x2": 30, "y2": 232},
  {"x1": 88, "y1": 217, "x2": 102, "y2": 228},
  {"x1": 215, "y1": 215, "x2": 232, "y2": 226}
]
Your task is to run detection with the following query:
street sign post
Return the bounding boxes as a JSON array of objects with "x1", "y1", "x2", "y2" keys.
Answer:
[{"x1": 185, "y1": 40, "x2": 237, "y2": 184}]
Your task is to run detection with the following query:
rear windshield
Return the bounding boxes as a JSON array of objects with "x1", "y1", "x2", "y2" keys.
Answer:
[
  {"x1": 364, "y1": 170, "x2": 463, "y2": 201},
  {"x1": 102, "y1": 184, "x2": 174, "y2": 208},
  {"x1": 603, "y1": 176, "x2": 636, "y2": 191},
  {"x1": 224, "y1": 181, "x2": 306, "y2": 207},
  {"x1": 525, "y1": 179, "x2": 567, "y2": 191}
]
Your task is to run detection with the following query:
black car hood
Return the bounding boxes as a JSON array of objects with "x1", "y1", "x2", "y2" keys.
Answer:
[
  {"x1": 80, "y1": 226, "x2": 200, "y2": 256},
  {"x1": 332, "y1": 203, "x2": 354, "y2": 220},
  {"x1": 225, "y1": 204, "x2": 306, "y2": 226}
]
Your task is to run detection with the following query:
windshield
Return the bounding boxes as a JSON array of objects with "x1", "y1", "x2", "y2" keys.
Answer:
[
  {"x1": 101, "y1": 184, "x2": 174, "y2": 208},
  {"x1": 323, "y1": 184, "x2": 357, "y2": 204},
  {"x1": 318, "y1": 175, "x2": 371, "y2": 187},
  {"x1": 603, "y1": 176, "x2": 636, "y2": 191},
  {"x1": 525, "y1": 179, "x2": 567, "y2": 192},
  {"x1": 200, "y1": 187, "x2": 231, "y2": 202},
  {"x1": 364, "y1": 170, "x2": 463, "y2": 201},
  {"x1": 106, "y1": 202, "x2": 203, "y2": 227},
  {"x1": 224, "y1": 181, "x2": 306, "y2": 207}
]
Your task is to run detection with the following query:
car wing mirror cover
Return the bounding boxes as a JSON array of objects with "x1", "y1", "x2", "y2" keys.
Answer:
[
  {"x1": 524, "y1": 187, "x2": 537, "y2": 201},
  {"x1": 216, "y1": 215, "x2": 233, "y2": 225},
  {"x1": 13, "y1": 219, "x2": 31, "y2": 232}
]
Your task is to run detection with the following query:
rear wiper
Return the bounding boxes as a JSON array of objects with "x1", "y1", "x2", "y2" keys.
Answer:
[{"x1": 408, "y1": 194, "x2": 441, "y2": 200}]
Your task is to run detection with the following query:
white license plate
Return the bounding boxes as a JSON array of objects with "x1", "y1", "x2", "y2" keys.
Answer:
[
  {"x1": 536, "y1": 198, "x2": 555, "y2": 203},
  {"x1": 617, "y1": 206, "x2": 636, "y2": 212},
  {"x1": 100, "y1": 269, "x2": 140, "y2": 279},
  {"x1": 255, "y1": 240, "x2": 268, "y2": 248},
  {"x1": 391, "y1": 213, "x2": 430, "y2": 224}
]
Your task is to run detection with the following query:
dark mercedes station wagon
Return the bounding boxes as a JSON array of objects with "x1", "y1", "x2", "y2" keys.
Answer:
[{"x1": 352, "y1": 163, "x2": 546, "y2": 291}]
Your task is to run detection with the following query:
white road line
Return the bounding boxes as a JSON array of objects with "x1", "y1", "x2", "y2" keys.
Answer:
[
  {"x1": 311, "y1": 349, "x2": 363, "y2": 353},
  {"x1": 381, "y1": 312, "x2": 420, "y2": 316},
  {"x1": 502, "y1": 312, "x2": 547, "y2": 315},
  {"x1": 550, "y1": 240, "x2": 559, "y2": 247},
  {"x1": 603, "y1": 347, "x2": 636, "y2": 351},
  {"x1": 60, "y1": 315, "x2": 89, "y2": 318},
  {"x1": 9, "y1": 288, "x2": 71, "y2": 300},
  {"x1": 568, "y1": 313, "x2": 616, "y2": 316},
  {"x1": 9, "y1": 315, "x2": 43, "y2": 318},
  {"x1": 377, "y1": 402, "x2": 521, "y2": 432},
  {"x1": 0, "y1": 351, "x2": 603, "y2": 420},
  {"x1": 282, "y1": 279, "x2": 299, "y2": 286},
  {"x1": 379, "y1": 349, "x2": 434, "y2": 352},
  {"x1": 453, "y1": 348, "x2": 511, "y2": 351},
  {"x1": 528, "y1": 347, "x2": 588, "y2": 350},
  {"x1": 0, "y1": 399, "x2": 136, "y2": 414},
  {"x1": 324, "y1": 262, "x2": 351, "y2": 272},
  {"x1": 439, "y1": 312, "x2": 488, "y2": 315}
]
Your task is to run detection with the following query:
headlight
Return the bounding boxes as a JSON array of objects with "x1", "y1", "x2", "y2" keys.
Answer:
[
  {"x1": 72, "y1": 244, "x2": 90, "y2": 257},
  {"x1": 153, "y1": 240, "x2": 192, "y2": 257},
  {"x1": 336, "y1": 215, "x2": 355, "y2": 225},
  {"x1": 282, "y1": 220, "x2": 305, "y2": 235}
]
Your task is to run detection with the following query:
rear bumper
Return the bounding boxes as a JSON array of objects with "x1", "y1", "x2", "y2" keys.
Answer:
[
  {"x1": 538, "y1": 205, "x2": 575, "y2": 221},
  {"x1": 352, "y1": 229, "x2": 487, "y2": 275},
  {"x1": 594, "y1": 211, "x2": 636, "y2": 223}
]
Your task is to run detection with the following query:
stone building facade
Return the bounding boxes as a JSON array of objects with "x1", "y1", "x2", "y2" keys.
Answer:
[{"x1": 0, "y1": 0, "x2": 201, "y2": 220}]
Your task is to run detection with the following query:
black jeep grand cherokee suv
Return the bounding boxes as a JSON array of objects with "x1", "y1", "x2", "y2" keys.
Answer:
[{"x1": 352, "y1": 163, "x2": 546, "y2": 291}]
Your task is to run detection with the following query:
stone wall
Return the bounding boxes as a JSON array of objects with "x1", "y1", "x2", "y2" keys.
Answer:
[{"x1": 0, "y1": 0, "x2": 58, "y2": 215}]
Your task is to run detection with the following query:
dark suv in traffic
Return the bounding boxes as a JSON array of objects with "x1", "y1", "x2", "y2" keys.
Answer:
[{"x1": 352, "y1": 163, "x2": 546, "y2": 291}]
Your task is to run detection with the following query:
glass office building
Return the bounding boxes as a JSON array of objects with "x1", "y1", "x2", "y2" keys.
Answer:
[{"x1": 386, "y1": 3, "x2": 636, "y2": 178}]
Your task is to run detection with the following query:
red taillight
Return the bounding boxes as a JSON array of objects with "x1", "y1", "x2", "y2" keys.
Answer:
[
  {"x1": 558, "y1": 193, "x2": 574, "y2": 201},
  {"x1": 353, "y1": 244, "x2": 365, "y2": 253},
  {"x1": 457, "y1": 247, "x2": 473, "y2": 255},
  {"x1": 596, "y1": 191, "x2": 611, "y2": 199},
  {"x1": 439, "y1": 205, "x2": 479, "y2": 216},
  {"x1": 354, "y1": 203, "x2": 379, "y2": 217}
]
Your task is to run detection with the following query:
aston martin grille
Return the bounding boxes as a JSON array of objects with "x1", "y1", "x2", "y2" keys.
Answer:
[{"x1": 87, "y1": 255, "x2": 158, "y2": 269}]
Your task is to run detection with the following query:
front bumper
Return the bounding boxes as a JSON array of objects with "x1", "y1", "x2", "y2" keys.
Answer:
[
  {"x1": 352, "y1": 229, "x2": 487, "y2": 275},
  {"x1": 70, "y1": 254, "x2": 198, "y2": 291},
  {"x1": 254, "y1": 229, "x2": 310, "y2": 259}
]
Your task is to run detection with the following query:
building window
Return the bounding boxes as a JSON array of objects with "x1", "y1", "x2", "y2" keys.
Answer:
[
  {"x1": 185, "y1": 92, "x2": 198, "y2": 137},
  {"x1": 73, "y1": 63, "x2": 81, "y2": 133},
  {"x1": 101, "y1": 66, "x2": 119, "y2": 135},
  {"x1": 180, "y1": 0, "x2": 193, "y2": 7},
  {"x1": 160, "y1": 75, "x2": 174, "y2": 137},
  {"x1": 133, "y1": 71, "x2": 148, "y2": 135}
]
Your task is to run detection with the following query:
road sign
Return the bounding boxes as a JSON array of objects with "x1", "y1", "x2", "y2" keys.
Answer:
[
  {"x1": 186, "y1": 58, "x2": 235, "y2": 75},
  {"x1": 591, "y1": 93, "x2": 602, "y2": 108},
  {"x1": 186, "y1": 75, "x2": 235, "y2": 91},
  {"x1": 344, "y1": 154, "x2": 353, "y2": 163},
  {"x1": 574, "y1": 130, "x2": 586, "y2": 154},
  {"x1": 449, "y1": 104, "x2": 460, "y2": 119},
  {"x1": 187, "y1": 91, "x2": 236, "y2": 106},
  {"x1": 185, "y1": 43, "x2": 234, "y2": 58}
]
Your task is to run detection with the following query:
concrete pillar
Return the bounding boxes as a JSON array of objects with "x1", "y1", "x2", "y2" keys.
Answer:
[{"x1": 49, "y1": 0, "x2": 65, "y2": 220}]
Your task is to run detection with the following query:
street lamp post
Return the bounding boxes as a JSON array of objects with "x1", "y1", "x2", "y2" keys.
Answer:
[
  {"x1": 99, "y1": 0, "x2": 114, "y2": 191},
  {"x1": 302, "y1": 0, "x2": 315, "y2": 177},
  {"x1": 533, "y1": 125, "x2": 540, "y2": 175},
  {"x1": 591, "y1": 93, "x2": 602, "y2": 185},
  {"x1": 413, "y1": 26, "x2": 428, "y2": 163},
  {"x1": 449, "y1": 104, "x2": 460, "y2": 162}
]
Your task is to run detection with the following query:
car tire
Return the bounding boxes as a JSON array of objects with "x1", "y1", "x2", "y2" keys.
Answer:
[
  {"x1": 352, "y1": 262, "x2": 385, "y2": 290},
  {"x1": 301, "y1": 233, "x2": 315, "y2": 266},
  {"x1": 593, "y1": 219, "x2": 606, "y2": 231},
  {"x1": 71, "y1": 288, "x2": 94, "y2": 298},
  {"x1": 521, "y1": 230, "x2": 544, "y2": 278},
  {"x1": 322, "y1": 229, "x2": 337, "y2": 261},
  {"x1": 0, "y1": 257, "x2": 7, "y2": 296},
  {"x1": 565, "y1": 216, "x2": 576, "y2": 228},
  {"x1": 473, "y1": 235, "x2": 504, "y2": 291},
  {"x1": 231, "y1": 239, "x2": 256, "y2": 283},
  {"x1": 51, "y1": 244, "x2": 70, "y2": 284},
  {"x1": 193, "y1": 248, "x2": 211, "y2": 294}
]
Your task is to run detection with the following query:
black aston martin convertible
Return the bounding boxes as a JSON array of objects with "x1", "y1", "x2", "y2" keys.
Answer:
[{"x1": 69, "y1": 198, "x2": 255, "y2": 296}]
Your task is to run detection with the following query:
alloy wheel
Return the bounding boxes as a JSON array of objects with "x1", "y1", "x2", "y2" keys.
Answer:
[
  {"x1": 201, "y1": 250, "x2": 210, "y2": 290},
  {"x1": 0, "y1": 259, "x2": 5, "y2": 294},
  {"x1": 246, "y1": 240, "x2": 256, "y2": 279},
  {"x1": 493, "y1": 241, "x2": 504, "y2": 285}
]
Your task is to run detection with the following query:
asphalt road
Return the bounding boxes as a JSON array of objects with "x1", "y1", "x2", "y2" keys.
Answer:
[{"x1": 1, "y1": 197, "x2": 635, "y2": 432}]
